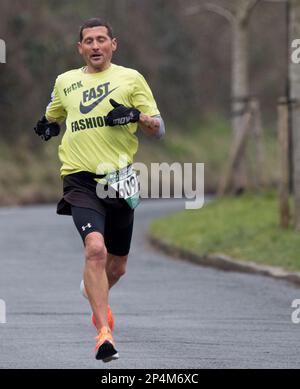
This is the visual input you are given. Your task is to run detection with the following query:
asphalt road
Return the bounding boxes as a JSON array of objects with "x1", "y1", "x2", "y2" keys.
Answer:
[{"x1": 0, "y1": 199, "x2": 300, "y2": 369}]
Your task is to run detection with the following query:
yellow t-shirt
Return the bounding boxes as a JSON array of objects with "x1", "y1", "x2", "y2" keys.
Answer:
[{"x1": 45, "y1": 64, "x2": 160, "y2": 177}]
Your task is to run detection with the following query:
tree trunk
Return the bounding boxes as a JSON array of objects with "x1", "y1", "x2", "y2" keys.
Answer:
[
  {"x1": 186, "y1": 1, "x2": 259, "y2": 195},
  {"x1": 278, "y1": 98, "x2": 290, "y2": 229},
  {"x1": 290, "y1": 0, "x2": 300, "y2": 230},
  {"x1": 218, "y1": 108, "x2": 253, "y2": 196},
  {"x1": 251, "y1": 98, "x2": 266, "y2": 190},
  {"x1": 231, "y1": 18, "x2": 250, "y2": 194}
]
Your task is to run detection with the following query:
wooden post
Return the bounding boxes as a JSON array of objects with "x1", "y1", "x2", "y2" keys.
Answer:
[
  {"x1": 278, "y1": 97, "x2": 290, "y2": 229},
  {"x1": 250, "y1": 98, "x2": 266, "y2": 190},
  {"x1": 218, "y1": 107, "x2": 253, "y2": 197}
]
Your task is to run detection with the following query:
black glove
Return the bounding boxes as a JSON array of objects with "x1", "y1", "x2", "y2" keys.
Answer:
[
  {"x1": 106, "y1": 99, "x2": 140, "y2": 127},
  {"x1": 34, "y1": 116, "x2": 60, "y2": 141}
]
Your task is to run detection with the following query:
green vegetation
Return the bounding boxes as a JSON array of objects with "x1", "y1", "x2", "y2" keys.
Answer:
[
  {"x1": 149, "y1": 192, "x2": 300, "y2": 272},
  {"x1": 137, "y1": 115, "x2": 279, "y2": 194},
  {"x1": 0, "y1": 138, "x2": 61, "y2": 205},
  {"x1": 0, "y1": 1, "x2": 285, "y2": 205},
  {"x1": 0, "y1": 117, "x2": 279, "y2": 205}
]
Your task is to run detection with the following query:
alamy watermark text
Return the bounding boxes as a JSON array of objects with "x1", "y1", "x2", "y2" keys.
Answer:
[
  {"x1": 0, "y1": 39, "x2": 6, "y2": 63},
  {"x1": 0, "y1": 299, "x2": 6, "y2": 324}
]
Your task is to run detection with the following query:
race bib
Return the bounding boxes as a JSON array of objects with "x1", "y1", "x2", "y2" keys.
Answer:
[{"x1": 106, "y1": 165, "x2": 140, "y2": 209}]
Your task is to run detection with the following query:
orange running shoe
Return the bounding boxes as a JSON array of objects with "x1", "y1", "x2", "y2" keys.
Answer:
[
  {"x1": 95, "y1": 326, "x2": 119, "y2": 362},
  {"x1": 91, "y1": 306, "x2": 114, "y2": 332}
]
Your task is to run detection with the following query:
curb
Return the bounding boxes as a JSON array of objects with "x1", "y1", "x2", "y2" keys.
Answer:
[{"x1": 149, "y1": 235, "x2": 300, "y2": 287}]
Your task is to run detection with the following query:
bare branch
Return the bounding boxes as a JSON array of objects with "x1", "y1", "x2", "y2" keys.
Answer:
[
  {"x1": 185, "y1": 3, "x2": 236, "y2": 24},
  {"x1": 238, "y1": 0, "x2": 261, "y2": 24},
  {"x1": 243, "y1": 0, "x2": 288, "y2": 22},
  {"x1": 246, "y1": 0, "x2": 261, "y2": 15},
  {"x1": 204, "y1": 3, "x2": 236, "y2": 23}
]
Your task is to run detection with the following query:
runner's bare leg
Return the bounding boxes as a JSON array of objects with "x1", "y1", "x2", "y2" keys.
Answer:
[
  {"x1": 83, "y1": 232, "x2": 109, "y2": 331},
  {"x1": 106, "y1": 253, "x2": 128, "y2": 289}
]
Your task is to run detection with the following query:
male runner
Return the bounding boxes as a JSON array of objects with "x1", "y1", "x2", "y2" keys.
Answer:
[{"x1": 34, "y1": 18, "x2": 165, "y2": 362}]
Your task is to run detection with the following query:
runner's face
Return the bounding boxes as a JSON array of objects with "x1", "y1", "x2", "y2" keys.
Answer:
[{"x1": 77, "y1": 26, "x2": 117, "y2": 72}]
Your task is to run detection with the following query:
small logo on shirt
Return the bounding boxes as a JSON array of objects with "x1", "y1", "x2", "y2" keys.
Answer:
[
  {"x1": 82, "y1": 223, "x2": 92, "y2": 232},
  {"x1": 64, "y1": 81, "x2": 84, "y2": 96},
  {"x1": 79, "y1": 82, "x2": 118, "y2": 114}
]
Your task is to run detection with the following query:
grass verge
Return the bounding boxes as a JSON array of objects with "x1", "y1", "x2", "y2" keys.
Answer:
[{"x1": 149, "y1": 193, "x2": 300, "y2": 272}]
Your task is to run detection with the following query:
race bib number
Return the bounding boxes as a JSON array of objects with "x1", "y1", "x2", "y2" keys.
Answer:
[{"x1": 106, "y1": 166, "x2": 140, "y2": 209}]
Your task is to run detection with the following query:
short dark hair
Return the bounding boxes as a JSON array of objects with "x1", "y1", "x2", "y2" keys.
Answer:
[{"x1": 79, "y1": 18, "x2": 114, "y2": 42}]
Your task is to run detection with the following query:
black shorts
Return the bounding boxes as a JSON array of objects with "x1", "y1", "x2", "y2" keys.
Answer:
[{"x1": 57, "y1": 171, "x2": 134, "y2": 256}]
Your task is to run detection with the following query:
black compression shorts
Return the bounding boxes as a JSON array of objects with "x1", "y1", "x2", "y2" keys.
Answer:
[
  {"x1": 57, "y1": 171, "x2": 135, "y2": 256},
  {"x1": 71, "y1": 206, "x2": 134, "y2": 256}
]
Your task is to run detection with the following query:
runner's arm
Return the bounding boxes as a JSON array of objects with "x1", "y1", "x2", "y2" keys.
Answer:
[
  {"x1": 130, "y1": 72, "x2": 164, "y2": 139},
  {"x1": 138, "y1": 114, "x2": 165, "y2": 139},
  {"x1": 45, "y1": 78, "x2": 67, "y2": 124},
  {"x1": 34, "y1": 79, "x2": 66, "y2": 141}
]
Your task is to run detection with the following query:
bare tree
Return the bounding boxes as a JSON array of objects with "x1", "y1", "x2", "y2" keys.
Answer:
[
  {"x1": 231, "y1": 0, "x2": 260, "y2": 193},
  {"x1": 186, "y1": 0, "x2": 261, "y2": 193}
]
